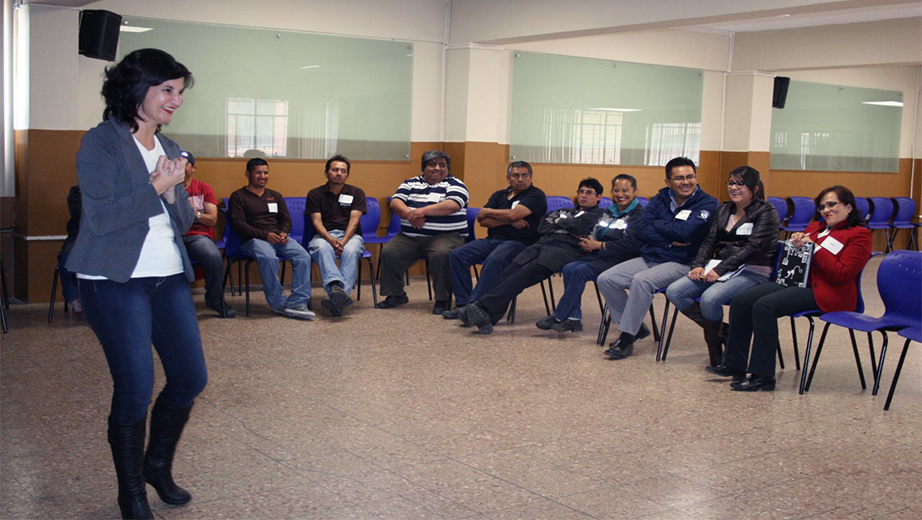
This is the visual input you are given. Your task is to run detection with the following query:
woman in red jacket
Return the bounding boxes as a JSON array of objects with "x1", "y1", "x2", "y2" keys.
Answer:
[{"x1": 711, "y1": 185, "x2": 871, "y2": 391}]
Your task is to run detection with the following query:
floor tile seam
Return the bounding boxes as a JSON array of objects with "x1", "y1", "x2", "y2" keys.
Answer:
[
  {"x1": 480, "y1": 496, "x2": 601, "y2": 519},
  {"x1": 361, "y1": 488, "x2": 483, "y2": 518}
]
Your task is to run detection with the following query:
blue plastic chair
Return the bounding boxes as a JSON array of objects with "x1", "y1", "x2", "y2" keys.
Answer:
[
  {"x1": 220, "y1": 207, "x2": 257, "y2": 316},
  {"x1": 885, "y1": 325, "x2": 922, "y2": 410},
  {"x1": 599, "y1": 197, "x2": 614, "y2": 210},
  {"x1": 546, "y1": 196, "x2": 575, "y2": 213},
  {"x1": 854, "y1": 196, "x2": 871, "y2": 222},
  {"x1": 301, "y1": 212, "x2": 378, "y2": 308},
  {"x1": 767, "y1": 197, "x2": 788, "y2": 226},
  {"x1": 804, "y1": 250, "x2": 921, "y2": 396},
  {"x1": 636, "y1": 196, "x2": 650, "y2": 208},
  {"x1": 867, "y1": 197, "x2": 895, "y2": 254},
  {"x1": 890, "y1": 197, "x2": 917, "y2": 251},
  {"x1": 781, "y1": 197, "x2": 814, "y2": 236}
]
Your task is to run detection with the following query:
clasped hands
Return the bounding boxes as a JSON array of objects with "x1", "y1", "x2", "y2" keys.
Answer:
[
  {"x1": 149, "y1": 155, "x2": 187, "y2": 204},
  {"x1": 789, "y1": 232, "x2": 814, "y2": 248},
  {"x1": 688, "y1": 266, "x2": 719, "y2": 283}
]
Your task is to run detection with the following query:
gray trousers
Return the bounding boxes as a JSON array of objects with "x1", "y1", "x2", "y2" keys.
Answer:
[
  {"x1": 379, "y1": 232, "x2": 464, "y2": 301},
  {"x1": 596, "y1": 256, "x2": 689, "y2": 336}
]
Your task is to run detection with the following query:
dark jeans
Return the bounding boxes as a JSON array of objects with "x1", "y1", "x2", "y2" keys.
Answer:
[
  {"x1": 552, "y1": 260, "x2": 601, "y2": 321},
  {"x1": 58, "y1": 253, "x2": 79, "y2": 302},
  {"x1": 476, "y1": 260, "x2": 554, "y2": 324},
  {"x1": 183, "y1": 235, "x2": 225, "y2": 307},
  {"x1": 448, "y1": 237, "x2": 527, "y2": 306},
  {"x1": 79, "y1": 274, "x2": 208, "y2": 426},
  {"x1": 724, "y1": 282, "x2": 818, "y2": 378}
]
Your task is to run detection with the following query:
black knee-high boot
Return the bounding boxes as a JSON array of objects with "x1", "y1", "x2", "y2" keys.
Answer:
[
  {"x1": 108, "y1": 420, "x2": 154, "y2": 519},
  {"x1": 143, "y1": 398, "x2": 193, "y2": 505},
  {"x1": 702, "y1": 319, "x2": 725, "y2": 368}
]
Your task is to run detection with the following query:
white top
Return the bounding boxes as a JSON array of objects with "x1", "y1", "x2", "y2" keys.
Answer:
[{"x1": 78, "y1": 136, "x2": 184, "y2": 280}]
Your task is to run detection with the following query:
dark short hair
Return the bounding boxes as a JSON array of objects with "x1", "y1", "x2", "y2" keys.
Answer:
[
  {"x1": 101, "y1": 48, "x2": 193, "y2": 133},
  {"x1": 246, "y1": 157, "x2": 268, "y2": 172},
  {"x1": 612, "y1": 174, "x2": 637, "y2": 189},
  {"x1": 421, "y1": 150, "x2": 451, "y2": 172},
  {"x1": 814, "y1": 185, "x2": 865, "y2": 227},
  {"x1": 578, "y1": 177, "x2": 604, "y2": 196},
  {"x1": 507, "y1": 161, "x2": 533, "y2": 176},
  {"x1": 665, "y1": 157, "x2": 697, "y2": 179},
  {"x1": 325, "y1": 154, "x2": 351, "y2": 174},
  {"x1": 727, "y1": 166, "x2": 765, "y2": 201}
]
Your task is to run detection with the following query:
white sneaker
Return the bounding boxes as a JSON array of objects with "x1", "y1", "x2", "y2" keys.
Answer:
[{"x1": 283, "y1": 302, "x2": 315, "y2": 320}]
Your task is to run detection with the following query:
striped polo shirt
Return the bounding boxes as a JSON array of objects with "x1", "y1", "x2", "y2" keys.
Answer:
[{"x1": 393, "y1": 175, "x2": 469, "y2": 237}]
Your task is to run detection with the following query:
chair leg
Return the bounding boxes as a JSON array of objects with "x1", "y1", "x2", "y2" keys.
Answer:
[
  {"x1": 547, "y1": 276, "x2": 556, "y2": 312},
  {"x1": 49, "y1": 265, "x2": 60, "y2": 324},
  {"x1": 592, "y1": 281, "x2": 603, "y2": 314},
  {"x1": 598, "y1": 306, "x2": 611, "y2": 346},
  {"x1": 365, "y1": 257, "x2": 378, "y2": 308},
  {"x1": 424, "y1": 258, "x2": 432, "y2": 301},
  {"x1": 884, "y1": 337, "x2": 912, "y2": 410},
  {"x1": 507, "y1": 296, "x2": 516, "y2": 322},
  {"x1": 0, "y1": 295, "x2": 6, "y2": 333},
  {"x1": 657, "y1": 306, "x2": 679, "y2": 362},
  {"x1": 656, "y1": 299, "x2": 670, "y2": 358},
  {"x1": 244, "y1": 259, "x2": 252, "y2": 317},
  {"x1": 850, "y1": 329, "x2": 867, "y2": 390},
  {"x1": 356, "y1": 257, "x2": 363, "y2": 302},
  {"x1": 540, "y1": 280, "x2": 551, "y2": 316},
  {"x1": 866, "y1": 331, "x2": 878, "y2": 382},
  {"x1": 872, "y1": 332, "x2": 889, "y2": 396},
  {"x1": 0, "y1": 260, "x2": 9, "y2": 310},
  {"x1": 648, "y1": 304, "x2": 661, "y2": 343},
  {"x1": 789, "y1": 316, "x2": 799, "y2": 364},
  {"x1": 802, "y1": 322, "x2": 832, "y2": 393}
]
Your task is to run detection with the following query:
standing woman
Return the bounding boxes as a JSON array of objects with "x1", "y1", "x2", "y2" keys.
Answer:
[
  {"x1": 713, "y1": 185, "x2": 871, "y2": 391},
  {"x1": 66, "y1": 49, "x2": 206, "y2": 519},
  {"x1": 665, "y1": 166, "x2": 780, "y2": 369}
]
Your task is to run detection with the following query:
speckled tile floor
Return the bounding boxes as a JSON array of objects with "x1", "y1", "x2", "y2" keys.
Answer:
[{"x1": 2, "y1": 255, "x2": 921, "y2": 519}]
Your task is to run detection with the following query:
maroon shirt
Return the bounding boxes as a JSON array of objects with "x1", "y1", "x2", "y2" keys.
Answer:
[{"x1": 228, "y1": 187, "x2": 292, "y2": 242}]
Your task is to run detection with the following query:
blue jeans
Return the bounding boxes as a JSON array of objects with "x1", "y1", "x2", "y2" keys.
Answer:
[
  {"x1": 553, "y1": 260, "x2": 601, "y2": 321},
  {"x1": 241, "y1": 238, "x2": 312, "y2": 309},
  {"x1": 58, "y1": 253, "x2": 79, "y2": 302},
  {"x1": 307, "y1": 230, "x2": 365, "y2": 295},
  {"x1": 449, "y1": 238, "x2": 527, "y2": 306},
  {"x1": 183, "y1": 235, "x2": 225, "y2": 306},
  {"x1": 666, "y1": 270, "x2": 770, "y2": 322},
  {"x1": 79, "y1": 275, "x2": 207, "y2": 426}
]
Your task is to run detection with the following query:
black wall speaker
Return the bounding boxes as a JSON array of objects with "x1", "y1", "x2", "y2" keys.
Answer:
[
  {"x1": 772, "y1": 76, "x2": 791, "y2": 109},
  {"x1": 79, "y1": 10, "x2": 122, "y2": 61}
]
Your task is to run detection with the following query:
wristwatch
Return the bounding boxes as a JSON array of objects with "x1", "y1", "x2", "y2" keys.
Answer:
[{"x1": 195, "y1": 210, "x2": 202, "y2": 221}]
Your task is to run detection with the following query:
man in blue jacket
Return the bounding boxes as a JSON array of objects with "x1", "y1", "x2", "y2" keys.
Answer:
[{"x1": 597, "y1": 157, "x2": 717, "y2": 359}]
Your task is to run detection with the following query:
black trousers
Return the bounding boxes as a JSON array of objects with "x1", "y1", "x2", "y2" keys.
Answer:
[
  {"x1": 475, "y1": 260, "x2": 555, "y2": 324},
  {"x1": 724, "y1": 283, "x2": 818, "y2": 378}
]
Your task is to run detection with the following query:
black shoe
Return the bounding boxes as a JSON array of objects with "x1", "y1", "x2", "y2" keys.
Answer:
[
  {"x1": 535, "y1": 315, "x2": 559, "y2": 330},
  {"x1": 442, "y1": 307, "x2": 463, "y2": 320},
  {"x1": 109, "y1": 420, "x2": 154, "y2": 519},
  {"x1": 634, "y1": 323, "x2": 651, "y2": 341},
  {"x1": 432, "y1": 300, "x2": 451, "y2": 315},
  {"x1": 143, "y1": 398, "x2": 193, "y2": 506},
  {"x1": 206, "y1": 301, "x2": 237, "y2": 318},
  {"x1": 604, "y1": 337, "x2": 634, "y2": 360},
  {"x1": 321, "y1": 298, "x2": 343, "y2": 317},
  {"x1": 330, "y1": 286, "x2": 353, "y2": 310},
  {"x1": 465, "y1": 303, "x2": 493, "y2": 334},
  {"x1": 458, "y1": 305, "x2": 473, "y2": 327},
  {"x1": 378, "y1": 293, "x2": 409, "y2": 309},
  {"x1": 706, "y1": 364, "x2": 746, "y2": 382},
  {"x1": 551, "y1": 319, "x2": 583, "y2": 333},
  {"x1": 730, "y1": 375, "x2": 776, "y2": 392}
]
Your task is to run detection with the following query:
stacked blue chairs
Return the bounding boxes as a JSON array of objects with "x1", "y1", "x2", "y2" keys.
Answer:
[
  {"x1": 301, "y1": 212, "x2": 378, "y2": 308},
  {"x1": 867, "y1": 197, "x2": 895, "y2": 254},
  {"x1": 636, "y1": 196, "x2": 650, "y2": 208},
  {"x1": 885, "y1": 326, "x2": 922, "y2": 410},
  {"x1": 767, "y1": 197, "x2": 788, "y2": 227},
  {"x1": 890, "y1": 197, "x2": 917, "y2": 251},
  {"x1": 803, "y1": 250, "x2": 922, "y2": 396},
  {"x1": 599, "y1": 197, "x2": 614, "y2": 209},
  {"x1": 854, "y1": 196, "x2": 871, "y2": 222},
  {"x1": 781, "y1": 197, "x2": 814, "y2": 237},
  {"x1": 546, "y1": 196, "x2": 575, "y2": 213}
]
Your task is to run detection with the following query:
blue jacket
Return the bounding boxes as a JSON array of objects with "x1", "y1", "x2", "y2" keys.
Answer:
[
  {"x1": 634, "y1": 186, "x2": 717, "y2": 265},
  {"x1": 66, "y1": 118, "x2": 195, "y2": 283}
]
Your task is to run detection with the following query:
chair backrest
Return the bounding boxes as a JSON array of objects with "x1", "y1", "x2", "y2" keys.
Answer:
[
  {"x1": 877, "y1": 250, "x2": 922, "y2": 325},
  {"x1": 361, "y1": 197, "x2": 382, "y2": 240},
  {"x1": 636, "y1": 196, "x2": 650, "y2": 208},
  {"x1": 767, "y1": 197, "x2": 788, "y2": 223},
  {"x1": 854, "y1": 196, "x2": 871, "y2": 222},
  {"x1": 285, "y1": 197, "x2": 307, "y2": 244},
  {"x1": 301, "y1": 211, "x2": 316, "y2": 245},
  {"x1": 892, "y1": 197, "x2": 916, "y2": 226},
  {"x1": 466, "y1": 207, "x2": 480, "y2": 243},
  {"x1": 768, "y1": 241, "x2": 785, "y2": 281},
  {"x1": 219, "y1": 208, "x2": 246, "y2": 258},
  {"x1": 546, "y1": 196, "x2": 575, "y2": 213},
  {"x1": 785, "y1": 197, "x2": 815, "y2": 231},
  {"x1": 867, "y1": 197, "x2": 895, "y2": 229},
  {"x1": 385, "y1": 197, "x2": 402, "y2": 238},
  {"x1": 599, "y1": 197, "x2": 613, "y2": 209}
]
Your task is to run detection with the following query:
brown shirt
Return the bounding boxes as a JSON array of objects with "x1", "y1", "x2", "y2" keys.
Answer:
[
  {"x1": 306, "y1": 183, "x2": 367, "y2": 236},
  {"x1": 228, "y1": 187, "x2": 292, "y2": 242}
]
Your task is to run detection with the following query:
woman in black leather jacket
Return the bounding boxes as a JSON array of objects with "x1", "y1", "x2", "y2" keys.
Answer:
[{"x1": 665, "y1": 166, "x2": 780, "y2": 369}]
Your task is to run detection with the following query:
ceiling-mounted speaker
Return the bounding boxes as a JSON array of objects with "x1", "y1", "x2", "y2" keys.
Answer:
[
  {"x1": 773, "y1": 76, "x2": 791, "y2": 109},
  {"x1": 79, "y1": 10, "x2": 122, "y2": 61}
]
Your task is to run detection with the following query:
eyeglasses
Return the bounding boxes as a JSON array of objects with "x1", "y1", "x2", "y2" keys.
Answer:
[
  {"x1": 726, "y1": 181, "x2": 746, "y2": 188},
  {"x1": 669, "y1": 174, "x2": 696, "y2": 183},
  {"x1": 817, "y1": 201, "x2": 842, "y2": 212},
  {"x1": 577, "y1": 188, "x2": 598, "y2": 196}
]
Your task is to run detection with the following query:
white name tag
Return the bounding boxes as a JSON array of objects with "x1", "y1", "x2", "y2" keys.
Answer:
[
  {"x1": 675, "y1": 209, "x2": 691, "y2": 221},
  {"x1": 820, "y1": 236, "x2": 844, "y2": 255},
  {"x1": 338, "y1": 194, "x2": 354, "y2": 205},
  {"x1": 267, "y1": 203, "x2": 278, "y2": 213},
  {"x1": 427, "y1": 192, "x2": 443, "y2": 203},
  {"x1": 737, "y1": 223, "x2": 753, "y2": 235},
  {"x1": 613, "y1": 218, "x2": 627, "y2": 230},
  {"x1": 511, "y1": 200, "x2": 520, "y2": 209},
  {"x1": 574, "y1": 211, "x2": 585, "y2": 217},
  {"x1": 705, "y1": 259, "x2": 721, "y2": 273}
]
